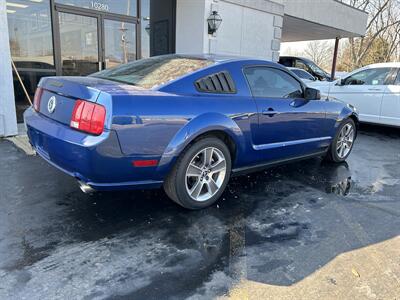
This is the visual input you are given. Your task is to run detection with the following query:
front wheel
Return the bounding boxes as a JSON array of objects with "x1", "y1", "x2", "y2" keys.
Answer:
[
  {"x1": 164, "y1": 137, "x2": 232, "y2": 209},
  {"x1": 325, "y1": 118, "x2": 356, "y2": 162}
]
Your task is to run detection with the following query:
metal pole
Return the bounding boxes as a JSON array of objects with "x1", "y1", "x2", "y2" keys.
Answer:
[
  {"x1": 11, "y1": 60, "x2": 32, "y2": 106},
  {"x1": 331, "y1": 37, "x2": 340, "y2": 81}
]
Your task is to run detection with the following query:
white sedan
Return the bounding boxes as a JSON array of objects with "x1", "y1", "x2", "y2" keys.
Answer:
[{"x1": 309, "y1": 63, "x2": 400, "y2": 127}]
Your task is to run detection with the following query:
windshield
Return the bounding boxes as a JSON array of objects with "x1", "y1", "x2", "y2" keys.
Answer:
[
  {"x1": 91, "y1": 55, "x2": 214, "y2": 89},
  {"x1": 308, "y1": 61, "x2": 329, "y2": 77}
]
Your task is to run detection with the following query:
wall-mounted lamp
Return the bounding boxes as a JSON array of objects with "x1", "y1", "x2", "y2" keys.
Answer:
[{"x1": 207, "y1": 11, "x2": 222, "y2": 35}]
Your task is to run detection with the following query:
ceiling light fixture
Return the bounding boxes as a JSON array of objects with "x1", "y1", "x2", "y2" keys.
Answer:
[{"x1": 6, "y1": 2, "x2": 28, "y2": 8}]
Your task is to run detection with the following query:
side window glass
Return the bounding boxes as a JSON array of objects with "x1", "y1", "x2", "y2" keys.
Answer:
[
  {"x1": 343, "y1": 68, "x2": 392, "y2": 86},
  {"x1": 279, "y1": 58, "x2": 293, "y2": 67},
  {"x1": 294, "y1": 60, "x2": 308, "y2": 71},
  {"x1": 244, "y1": 67, "x2": 303, "y2": 99}
]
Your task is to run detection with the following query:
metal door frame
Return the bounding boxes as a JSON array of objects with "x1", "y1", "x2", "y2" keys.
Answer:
[{"x1": 50, "y1": 0, "x2": 139, "y2": 75}]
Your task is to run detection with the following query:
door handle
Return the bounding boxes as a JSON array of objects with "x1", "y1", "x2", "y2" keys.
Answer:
[
  {"x1": 262, "y1": 108, "x2": 279, "y2": 117},
  {"x1": 368, "y1": 88, "x2": 382, "y2": 91}
]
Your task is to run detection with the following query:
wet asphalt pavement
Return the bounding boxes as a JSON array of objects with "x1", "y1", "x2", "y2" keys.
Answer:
[{"x1": 0, "y1": 125, "x2": 399, "y2": 299}]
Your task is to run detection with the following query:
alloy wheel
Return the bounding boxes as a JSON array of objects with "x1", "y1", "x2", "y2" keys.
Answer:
[
  {"x1": 185, "y1": 147, "x2": 227, "y2": 202},
  {"x1": 336, "y1": 123, "x2": 355, "y2": 159}
]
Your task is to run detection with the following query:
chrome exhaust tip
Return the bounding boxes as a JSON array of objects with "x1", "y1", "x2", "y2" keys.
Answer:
[{"x1": 78, "y1": 181, "x2": 95, "y2": 194}]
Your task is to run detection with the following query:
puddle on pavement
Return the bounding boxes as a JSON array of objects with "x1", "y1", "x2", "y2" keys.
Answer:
[{"x1": 325, "y1": 177, "x2": 353, "y2": 196}]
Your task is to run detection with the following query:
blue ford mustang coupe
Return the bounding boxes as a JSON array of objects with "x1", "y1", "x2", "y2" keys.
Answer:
[{"x1": 24, "y1": 54, "x2": 358, "y2": 209}]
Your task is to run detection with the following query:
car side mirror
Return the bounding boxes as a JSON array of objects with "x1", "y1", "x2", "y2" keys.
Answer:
[{"x1": 304, "y1": 87, "x2": 321, "y2": 100}]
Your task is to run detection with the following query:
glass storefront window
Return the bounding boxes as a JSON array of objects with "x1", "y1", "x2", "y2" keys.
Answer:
[
  {"x1": 7, "y1": 0, "x2": 55, "y2": 122},
  {"x1": 7, "y1": 0, "x2": 54, "y2": 68},
  {"x1": 55, "y1": 0, "x2": 137, "y2": 16}
]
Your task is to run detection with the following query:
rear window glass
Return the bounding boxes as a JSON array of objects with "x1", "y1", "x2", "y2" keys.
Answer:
[{"x1": 91, "y1": 55, "x2": 214, "y2": 89}]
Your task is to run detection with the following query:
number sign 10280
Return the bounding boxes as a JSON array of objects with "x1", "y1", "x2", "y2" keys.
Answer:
[{"x1": 91, "y1": 1, "x2": 109, "y2": 11}]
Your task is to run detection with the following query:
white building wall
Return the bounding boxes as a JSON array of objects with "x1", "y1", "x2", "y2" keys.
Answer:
[
  {"x1": 0, "y1": 0, "x2": 17, "y2": 137},
  {"x1": 176, "y1": 0, "x2": 284, "y2": 60},
  {"x1": 176, "y1": 0, "x2": 209, "y2": 54}
]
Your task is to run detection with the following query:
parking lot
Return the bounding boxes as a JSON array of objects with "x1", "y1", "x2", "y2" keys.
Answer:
[{"x1": 0, "y1": 124, "x2": 399, "y2": 300}]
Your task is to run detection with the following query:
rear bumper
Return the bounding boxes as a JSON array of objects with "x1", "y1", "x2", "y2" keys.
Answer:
[{"x1": 24, "y1": 107, "x2": 163, "y2": 191}]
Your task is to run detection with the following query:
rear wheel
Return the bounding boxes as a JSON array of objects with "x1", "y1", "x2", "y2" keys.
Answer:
[
  {"x1": 164, "y1": 137, "x2": 231, "y2": 209},
  {"x1": 325, "y1": 118, "x2": 356, "y2": 162}
]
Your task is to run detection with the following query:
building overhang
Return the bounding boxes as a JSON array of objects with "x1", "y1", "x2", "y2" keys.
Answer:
[{"x1": 281, "y1": 0, "x2": 368, "y2": 42}]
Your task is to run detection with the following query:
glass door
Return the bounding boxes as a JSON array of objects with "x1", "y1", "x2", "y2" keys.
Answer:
[
  {"x1": 103, "y1": 19, "x2": 136, "y2": 69},
  {"x1": 57, "y1": 11, "x2": 137, "y2": 75},
  {"x1": 58, "y1": 12, "x2": 100, "y2": 76}
]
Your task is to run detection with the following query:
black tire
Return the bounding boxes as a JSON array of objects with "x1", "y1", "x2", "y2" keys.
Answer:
[
  {"x1": 325, "y1": 118, "x2": 356, "y2": 163},
  {"x1": 163, "y1": 137, "x2": 232, "y2": 209}
]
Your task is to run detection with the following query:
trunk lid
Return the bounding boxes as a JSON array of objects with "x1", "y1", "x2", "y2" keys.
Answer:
[{"x1": 37, "y1": 76, "x2": 126, "y2": 126}]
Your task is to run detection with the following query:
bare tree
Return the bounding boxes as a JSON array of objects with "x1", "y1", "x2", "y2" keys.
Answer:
[
  {"x1": 303, "y1": 41, "x2": 333, "y2": 70},
  {"x1": 380, "y1": 1, "x2": 400, "y2": 61},
  {"x1": 281, "y1": 46, "x2": 302, "y2": 57},
  {"x1": 344, "y1": 0, "x2": 400, "y2": 67}
]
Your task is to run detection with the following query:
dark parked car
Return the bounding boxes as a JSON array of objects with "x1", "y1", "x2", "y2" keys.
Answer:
[
  {"x1": 279, "y1": 56, "x2": 331, "y2": 81},
  {"x1": 24, "y1": 54, "x2": 358, "y2": 209}
]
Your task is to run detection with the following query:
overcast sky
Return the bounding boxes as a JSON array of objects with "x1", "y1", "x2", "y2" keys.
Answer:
[{"x1": 281, "y1": 40, "x2": 336, "y2": 56}]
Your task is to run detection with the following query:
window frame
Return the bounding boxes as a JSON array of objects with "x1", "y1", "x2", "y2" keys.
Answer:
[{"x1": 242, "y1": 65, "x2": 306, "y2": 99}]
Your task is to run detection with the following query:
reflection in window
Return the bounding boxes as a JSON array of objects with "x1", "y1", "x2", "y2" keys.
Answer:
[
  {"x1": 104, "y1": 20, "x2": 136, "y2": 68},
  {"x1": 344, "y1": 68, "x2": 392, "y2": 86},
  {"x1": 93, "y1": 55, "x2": 214, "y2": 89},
  {"x1": 7, "y1": 0, "x2": 54, "y2": 67},
  {"x1": 244, "y1": 67, "x2": 303, "y2": 98},
  {"x1": 7, "y1": 0, "x2": 55, "y2": 122},
  {"x1": 59, "y1": 13, "x2": 99, "y2": 76}
]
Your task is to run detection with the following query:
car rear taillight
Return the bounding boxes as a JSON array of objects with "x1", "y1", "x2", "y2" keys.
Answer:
[
  {"x1": 70, "y1": 100, "x2": 106, "y2": 135},
  {"x1": 33, "y1": 87, "x2": 43, "y2": 111}
]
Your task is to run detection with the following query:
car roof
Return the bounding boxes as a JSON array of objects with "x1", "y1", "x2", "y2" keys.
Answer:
[
  {"x1": 361, "y1": 62, "x2": 400, "y2": 69},
  {"x1": 343, "y1": 62, "x2": 400, "y2": 78},
  {"x1": 173, "y1": 53, "x2": 278, "y2": 65}
]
